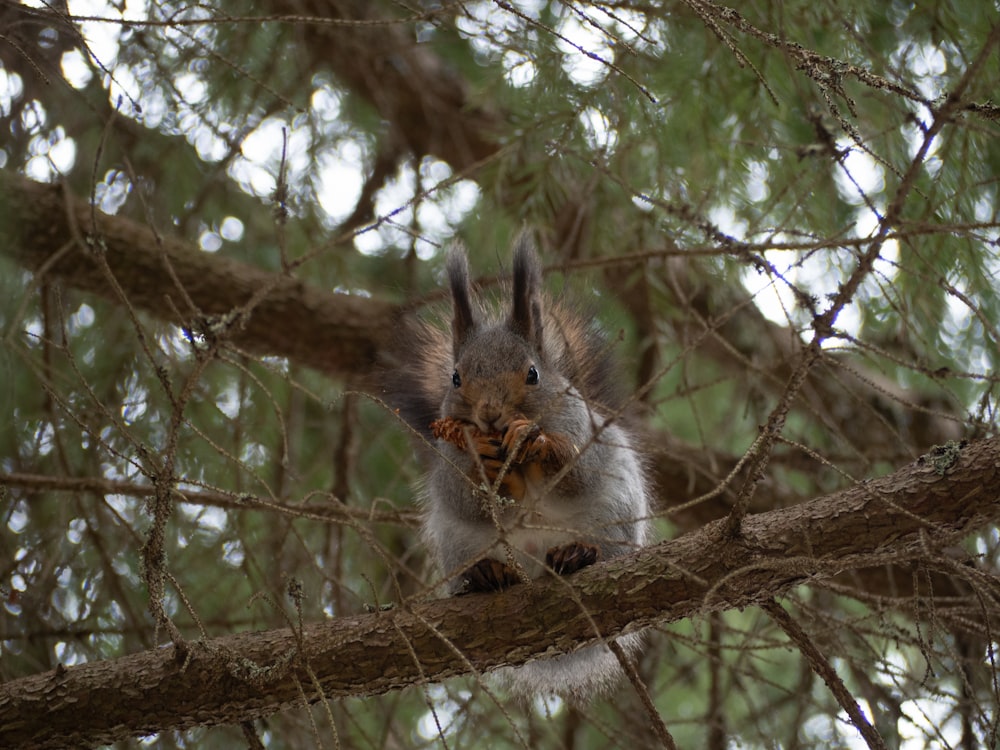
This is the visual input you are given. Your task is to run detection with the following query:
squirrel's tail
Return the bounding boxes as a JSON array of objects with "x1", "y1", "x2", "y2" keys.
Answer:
[
  {"x1": 380, "y1": 308, "x2": 453, "y2": 441},
  {"x1": 490, "y1": 632, "x2": 644, "y2": 704}
]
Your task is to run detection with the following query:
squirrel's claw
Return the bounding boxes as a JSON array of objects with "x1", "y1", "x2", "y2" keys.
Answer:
[
  {"x1": 502, "y1": 418, "x2": 543, "y2": 462},
  {"x1": 465, "y1": 432, "x2": 528, "y2": 500},
  {"x1": 471, "y1": 433, "x2": 503, "y2": 459},
  {"x1": 545, "y1": 541, "x2": 601, "y2": 576},
  {"x1": 460, "y1": 558, "x2": 523, "y2": 593}
]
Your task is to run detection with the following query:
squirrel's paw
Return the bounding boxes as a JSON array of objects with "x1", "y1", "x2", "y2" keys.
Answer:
[
  {"x1": 469, "y1": 434, "x2": 527, "y2": 500},
  {"x1": 545, "y1": 541, "x2": 601, "y2": 576},
  {"x1": 460, "y1": 558, "x2": 523, "y2": 593},
  {"x1": 470, "y1": 431, "x2": 504, "y2": 462},
  {"x1": 472, "y1": 434, "x2": 507, "y2": 484},
  {"x1": 502, "y1": 417, "x2": 544, "y2": 462}
]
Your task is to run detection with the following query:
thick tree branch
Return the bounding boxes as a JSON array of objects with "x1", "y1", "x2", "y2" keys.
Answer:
[
  {"x1": 272, "y1": 0, "x2": 503, "y2": 169},
  {"x1": 0, "y1": 170, "x2": 395, "y2": 378},
  {"x1": 2, "y1": 437, "x2": 997, "y2": 748}
]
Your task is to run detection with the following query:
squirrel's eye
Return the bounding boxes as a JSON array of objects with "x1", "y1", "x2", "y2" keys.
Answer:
[
  {"x1": 526, "y1": 365, "x2": 539, "y2": 385},
  {"x1": 452, "y1": 370, "x2": 462, "y2": 388}
]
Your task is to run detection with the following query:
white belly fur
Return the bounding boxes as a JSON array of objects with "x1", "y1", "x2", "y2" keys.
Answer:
[{"x1": 494, "y1": 477, "x2": 592, "y2": 578}]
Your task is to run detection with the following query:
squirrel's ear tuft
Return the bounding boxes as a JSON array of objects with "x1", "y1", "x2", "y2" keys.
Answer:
[
  {"x1": 510, "y1": 232, "x2": 545, "y2": 351},
  {"x1": 447, "y1": 243, "x2": 477, "y2": 358}
]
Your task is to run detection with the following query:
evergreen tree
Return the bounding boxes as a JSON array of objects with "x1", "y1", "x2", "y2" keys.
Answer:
[{"x1": 1, "y1": 1, "x2": 998, "y2": 747}]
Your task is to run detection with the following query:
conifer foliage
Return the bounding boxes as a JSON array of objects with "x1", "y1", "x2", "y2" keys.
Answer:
[{"x1": 1, "y1": 2, "x2": 999, "y2": 747}]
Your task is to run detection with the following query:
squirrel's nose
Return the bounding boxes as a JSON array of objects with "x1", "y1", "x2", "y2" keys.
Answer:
[{"x1": 478, "y1": 403, "x2": 502, "y2": 432}]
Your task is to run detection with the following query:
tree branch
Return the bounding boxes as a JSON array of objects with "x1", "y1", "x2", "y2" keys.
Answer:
[
  {"x1": 270, "y1": 0, "x2": 503, "y2": 170},
  {"x1": 0, "y1": 170, "x2": 395, "y2": 379},
  {"x1": 2, "y1": 436, "x2": 997, "y2": 748},
  {"x1": 0, "y1": 471, "x2": 419, "y2": 527}
]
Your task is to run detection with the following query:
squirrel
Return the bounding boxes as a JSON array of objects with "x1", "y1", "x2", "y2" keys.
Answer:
[{"x1": 383, "y1": 234, "x2": 652, "y2": 701}]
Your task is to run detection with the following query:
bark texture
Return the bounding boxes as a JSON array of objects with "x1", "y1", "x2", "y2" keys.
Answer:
[
  {"x1": 1, "y1": 436, "x2": 997, "y2": 748},
  {"x1": 0, "y1": 171, "x2": 395, "y2": 378}
]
